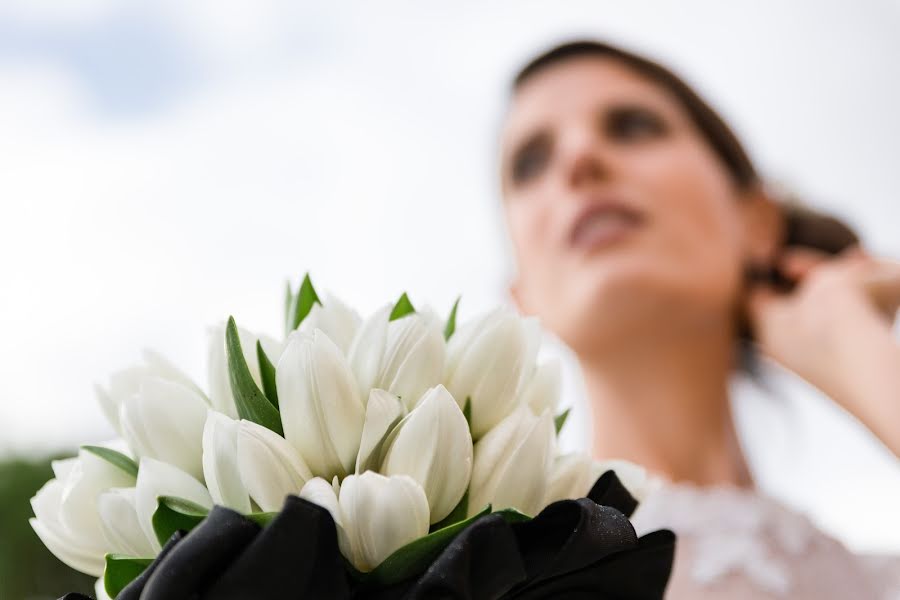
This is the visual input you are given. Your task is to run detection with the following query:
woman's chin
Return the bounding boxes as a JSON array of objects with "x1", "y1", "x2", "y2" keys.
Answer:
[{"x1": 555, "y1": 270, "x2": 734, "y2": 352}]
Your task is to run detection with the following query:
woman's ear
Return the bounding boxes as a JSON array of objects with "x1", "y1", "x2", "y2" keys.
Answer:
[{"x1": 739, "y1": 188, "x2": 784, "y2": 266}]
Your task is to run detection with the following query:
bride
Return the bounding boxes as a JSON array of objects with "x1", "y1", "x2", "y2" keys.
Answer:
[{"x1": 498, "y1": 40, "x2": 900, "y2": 598}]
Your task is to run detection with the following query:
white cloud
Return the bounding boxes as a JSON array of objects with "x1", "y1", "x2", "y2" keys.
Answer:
[{"x1": 0, "y1": 0, "x2": 119, "y2": 27}]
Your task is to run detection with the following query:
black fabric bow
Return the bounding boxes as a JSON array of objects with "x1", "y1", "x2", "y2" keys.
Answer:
[{"x1": 59, "y1": 471, "x2": 674, "y2": 600}]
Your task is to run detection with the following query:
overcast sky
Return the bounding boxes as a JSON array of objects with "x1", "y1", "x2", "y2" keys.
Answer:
[{"x1": 1, "y1": 0, "x2": 899, "y2": 552}]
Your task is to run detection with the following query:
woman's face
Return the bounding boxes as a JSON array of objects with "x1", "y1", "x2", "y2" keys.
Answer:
[{"x1": 501, "y1": 56, "x2": 775, "y2": 355}]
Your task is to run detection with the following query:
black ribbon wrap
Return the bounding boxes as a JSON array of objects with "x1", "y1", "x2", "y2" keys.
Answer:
[{"x1": 60, "y1": 471, "x2": 674, "y2": 600}]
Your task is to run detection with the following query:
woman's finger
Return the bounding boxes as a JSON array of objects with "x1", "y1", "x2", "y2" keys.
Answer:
[
  {"x1": 776, "y1": 247, "x2": 831, "y2": 281},
  {"x1": 863, "y1": 258, "x2": 900, "y2": 317}
]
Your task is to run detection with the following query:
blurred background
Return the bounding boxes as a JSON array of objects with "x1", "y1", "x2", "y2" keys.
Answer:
[{"x1": 1, "y1": 0, "x2": 899, "y2": 596}]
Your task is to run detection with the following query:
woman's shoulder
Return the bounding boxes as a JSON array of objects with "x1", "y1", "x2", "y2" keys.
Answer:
[{"x1": 629, "y1": 480, "x2": 900, "y2": 599}]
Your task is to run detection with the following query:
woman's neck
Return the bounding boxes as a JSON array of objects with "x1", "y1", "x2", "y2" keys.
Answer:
[{"x1": 580, "y1": 322, "x2": 753, "y2": 488}]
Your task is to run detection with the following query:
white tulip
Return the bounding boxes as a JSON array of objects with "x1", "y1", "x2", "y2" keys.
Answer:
[
  {"x1": 355, "y1": 389, "x2": 405, "y2": 474},
  {"x1": 118, "y1": 375, "x2": 209, "y2": 480},
  {"x1": 96, "y1": 350, "x2": 204, "y2": 434},
  {"x1": 31, "y1": 478, "x2": 104, "y2": 576},
  {"x1": 277, "y1": 329, "x2": 365, "y2": 480},
  {"x1": 380, "y1": 385, "x2": 472, "y2": 523},
  {"x1": 207, "y1": 322, "x2": 283, "y2": 418},
  {"x1": 469, "y1": 407, "x2": 555, "y2": 517},
  {"x1": 593, "y1": 459, "x2": 658, "y2": 503},
  {"x1": 543, "y1": 452, "x2": 600, "y2": 506},
  {"x1": 135, "y1": 458, "x2": 213, "y2": 552},
  {"x1": 298, "y1": 477, "x2": 343, "y2": 528},
  {"x1": 348, "y1": 305, "x2": 445, "y2": 412},
  {"x1": 95, "y1": 577, "x2": 114, "y2": 600},
  {"x1": 545, "y1": 457, "x2": 657, "y2": 505},
  {"x1": 97, "y1": 487, "x2": 156, "y2": 557},
  {"x1": 444, "y1": 309, "x2": 541, "y2": 438},
  {"x1": 30, "y1": 450, "x2": 136, "y2": 576},
  {"x1": 237, "y1": 419, "x2": 313, "y2": 512},
  {"x1": 341, "y1": 473, "x2": 429, "y2": 572},
  {"x1": 520, "y1": 359, "x2": 562, "y2": 417},
  {"x1": 301, "y1": 473, "x2": 429, "y2": 572},
  {"x1": 202, "y1": 410, "x2": 252, "y2": 513},
  {"x1": 299, "y1": 291, "x2": 362, "y2": 354},
  {"x1": 298, "y1": 476, "x2": 350, "y2": 557}
]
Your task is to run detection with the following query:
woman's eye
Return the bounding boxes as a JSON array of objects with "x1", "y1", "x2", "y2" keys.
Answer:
[
  {"x1": 510, "y1": 136, "x2": 551, "y2": 184},
  {"x1": 606, "y1": 107, "x2": 667, "y2": 141}
]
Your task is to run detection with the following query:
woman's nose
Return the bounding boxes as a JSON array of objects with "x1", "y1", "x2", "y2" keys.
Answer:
[{"x1": 561, "y1": 133, "x2": 613, "y2": 190}]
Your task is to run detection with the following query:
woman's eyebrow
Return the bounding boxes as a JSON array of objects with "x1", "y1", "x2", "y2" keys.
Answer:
[{"x1": 597, "y1": 98, "x2": 677, "y2": 124}]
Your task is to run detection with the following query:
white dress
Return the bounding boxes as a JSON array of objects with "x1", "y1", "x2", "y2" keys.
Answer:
[{"x1": 630, "y1": 482, "x2": 900, "y2": 599}]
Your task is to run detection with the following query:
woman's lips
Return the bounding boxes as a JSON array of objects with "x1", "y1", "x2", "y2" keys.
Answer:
[{"x1": 569, "y1": 202, "x2": 644, "y2": 251}]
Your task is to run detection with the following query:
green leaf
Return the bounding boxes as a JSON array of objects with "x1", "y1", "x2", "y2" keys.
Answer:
[
  {"x1": 364, "y1": 504, "x2": 491, "y2": 585},
  {"x1": 462, "y1": 397, "x2": 472, "y2": 430},
  {"x1": 256, "y1": 340, "x2": 279, "y2": 409},
  {"x1": 429, "y1": 490, "x2": 468, "y2": 532},
  {"x1": 494, "y1": 506, "x2": 532, "y2": 524},
  {"x1": 151, "y1": 495, "x2": 209, "y2": 547},
  {"x1": 554, "y1": 407, "x2": 571, "y2": 435},
  {"x1": 283, "y1": 280, "x2": 294, "y2": 337},
  {"x1": 104, "y1": 555, "x2": 153, "y2": 599},
  {"x1": 81, "y1": 445, "x2": 138, "y2": 479},
  {"x1": 246, "y1": 511, "x2": 278, "y2": 528},
  {"x1": 443, "y1": 296, "x2": 460, "y2": 340},
  {"x1": 389, "y1": 292, "x2": 415, "y2": 321},
  {"x1": 225, "y1": 316, "x2": 284, "y2": 435},
  {"x1": 289, "y1": 273, "x2": 321, "y2": 331}
]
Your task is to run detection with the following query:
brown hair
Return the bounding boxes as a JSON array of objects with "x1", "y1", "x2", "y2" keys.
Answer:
[{"x1": 513, "y1": 40, "x2": 859, "y2": 256}]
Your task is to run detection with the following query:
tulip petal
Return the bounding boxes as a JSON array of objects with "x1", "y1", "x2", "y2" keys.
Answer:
[
  {"x1": 544, "y1": 452, "x2": 597, "y2": 505},
  {"x1": 593, "y1": 459, "x2": 657, "y2": 502},
  {"x1": 30, "y1": 479, "x2": 106, "y2": 576},
  {"x1": 521, "y1": 359, "x2": 562, "y2": 417},
  {"x1": 135, "y1": 458, "x2": 212, "y2": 552},
  {"x1": 299, "y1": 476, "x2": 352, "y2": 559},
  {"x1": 445, "y1": 310, "x2": 537, "y2": 438},
  {"x1": 141, "y1": 349, "x2": 206, "y2": 399},
  {"x1": 380, "y1": 385, "x2": 472, "y2": 523},
  {"x1": 98, "y1": 352, "x2": 203, "y2": 434},
  {"x1": 58, "y1": 449, "x2": 136, "y2": 549},
  {"x1": 95, "y1": 576, "x2": 114, "y2": 600},
  {"x1": 30, "y1": 516, "x2": 106, "y2": 577},
  {"x1": 278, "y1": 330, "x2": 365, "y2": 479},
  {"x1": 202, "y1": 410, "x2": 252, "y2": 513},
  {"x1": 299, "y1": 477, "x2": 343, "y2": 529},
  {"x1": 340, "y1": 473, "x2": 429, "y2": 572},
  {"x1": 97, "y1": 488, "x2": 155, "y2": 557},
  {"x1": 301, "y1": 291, "x2": 362, "y2": 353},
  {"x1": 379, "y1": 316, "x2": 445, "y2": 412},
  {"x1": 119, "y1": 376, "x2": 208, "y2": 479},
  {"x1": 469, "y1": 407, "x2": 555, "y2": 517},
  {"x1": 237, "y1": 419, "x2": 313, "y2": 512},
  {"x1": 94, "y1": 384, "x2": 121, "y2": 434},
  {"x1": 348, "y1": 304, "x2": 392, "y2": 399},
  {"x1": 50, "y1": 457, "x2": 78, "y2": 481},
  {"x1": 355, "y1": 389, "x2": 405, "y2": 473}
]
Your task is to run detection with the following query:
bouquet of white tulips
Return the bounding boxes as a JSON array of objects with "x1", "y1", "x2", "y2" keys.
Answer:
[{"x1": 32, "y1": 275, "x2": 673, "y2": 600}]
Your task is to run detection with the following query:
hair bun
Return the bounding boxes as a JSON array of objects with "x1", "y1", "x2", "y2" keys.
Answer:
[{"x1": 781, "y1": 203, "x2": 859, "y2": 255}]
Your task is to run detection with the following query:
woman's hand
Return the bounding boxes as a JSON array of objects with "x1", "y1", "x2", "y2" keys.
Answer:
[{"x1": 747, "y1": 247, "x2": 900, "y2": 457}]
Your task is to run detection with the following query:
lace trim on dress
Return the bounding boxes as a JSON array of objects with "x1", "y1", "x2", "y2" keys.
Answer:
[{"x1": 630, "y1": 482, "x2": 820, "y2": 596}]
